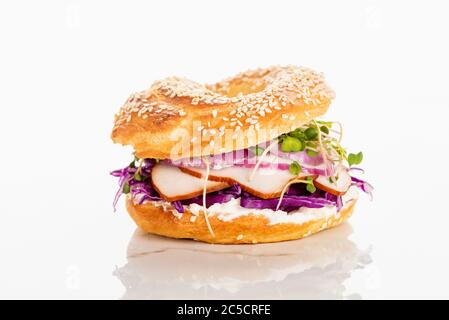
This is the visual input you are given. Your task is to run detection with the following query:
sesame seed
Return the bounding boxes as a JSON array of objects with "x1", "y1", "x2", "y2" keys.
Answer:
[
  {"x1": 113, "y1": 66, "x2": 334, "y2": 132},
  {"x1": 281, "y1": 114, "x2": 288, "y2": 119},
  {"x1": 190, "y1": 216, "x2": 197, "y2": 222},
  {"x1": 237, "y1": 234, "x2": 243, "y2": 240}
]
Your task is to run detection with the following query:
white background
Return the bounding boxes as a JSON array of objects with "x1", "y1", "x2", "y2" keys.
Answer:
[{"x1": 1, "y1": 0, "x2": 448, "y2": 299}]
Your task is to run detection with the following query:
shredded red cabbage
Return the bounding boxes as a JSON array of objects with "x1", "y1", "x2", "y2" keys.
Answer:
[
  {"x1": 351, "y1": 176, "x2": 374, "y2": 200},
  {"x1": 110, "y1": 159, "x2": 159, "y2": 211},
  {"x1": 171, "y1": 201, "x2": 184, "y2": 213},
  {"x1": 111, "y1": 158, "x2": 372, "y2": 213},
  {"x1": 240, "y1": 187, "x2": 337, "y2": 212},
  {"x1": 179, "y1": 184, "x2": 242, "y2": 212}
]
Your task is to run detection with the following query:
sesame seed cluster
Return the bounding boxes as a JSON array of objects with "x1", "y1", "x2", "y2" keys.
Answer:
[
  {"x1": 113, "y1": 90, "x2": 187, "y2": 128},
  {"x1": 153, "y1": 76, "x2": 231, "y2": 105},
  {"x1": 113, "y1": 65, "x2": 334, "y2": 138}
]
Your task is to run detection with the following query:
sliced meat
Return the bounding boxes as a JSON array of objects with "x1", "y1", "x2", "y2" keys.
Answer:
[
  {"x1": 151, "y1": 164, "x2": 229, "y2": 201},
  {"x1": 314, "y1": 167, "x2": 351, "y2": 196},
  {"x1": 180, "y1": 166, "x2": 313, "y2": 199}
]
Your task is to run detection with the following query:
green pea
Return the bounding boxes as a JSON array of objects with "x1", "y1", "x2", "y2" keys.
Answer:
[
  {"x1": 281, "y1": 136, "x2": 303, "y2": 152},
  {"x1": 320, "y1": 125, "x2": 329, "y2": 134},
  {"x1": 304, "y1": 127, "x2": 318, "y2": 140}
]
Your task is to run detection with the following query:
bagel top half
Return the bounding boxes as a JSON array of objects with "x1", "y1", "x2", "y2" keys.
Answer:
[{"x1": 111, "y1": 65, "x2": 335, "y2": 160}]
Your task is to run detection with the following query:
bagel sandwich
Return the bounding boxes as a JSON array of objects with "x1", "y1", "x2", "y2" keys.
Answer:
[{"x1": 111, "y1": 65, "x2": 372, "y2": 244}]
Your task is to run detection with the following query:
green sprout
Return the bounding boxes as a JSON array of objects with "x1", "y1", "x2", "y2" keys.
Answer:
[
  {"x1": 347, "y1": 152, "x2": 363, "y2": 166},
  {"x1": 289, "y1": 161, "x2": 302, "y2": 175}
]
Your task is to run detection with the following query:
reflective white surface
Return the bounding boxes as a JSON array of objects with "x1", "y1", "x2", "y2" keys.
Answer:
[
  {"x1": 1, "y1": 0, "x2": 449, "y2": 299},
  {"x1": 115, "y1": 224, "x2": 372, "y2": 300}
]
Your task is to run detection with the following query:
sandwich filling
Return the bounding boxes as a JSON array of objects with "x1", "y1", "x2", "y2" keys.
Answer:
[{"x1": 111, "y1": 120, "x2": 372, "y2": 222}]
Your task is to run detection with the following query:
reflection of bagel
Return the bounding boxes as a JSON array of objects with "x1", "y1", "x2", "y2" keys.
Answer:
[
  {"x1": 111, "y1": 66, "x2": 335, "y2": 159},
  {"x1": 114, "y1": 223, "x2": 371, "y2": 299},
  {"x1": 126, "y1": 196, "x2": 357, "y2": 244}
]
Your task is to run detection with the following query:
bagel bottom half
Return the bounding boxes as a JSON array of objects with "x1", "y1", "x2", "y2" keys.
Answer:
[{"x1": 126, "y1": 197, "x2": 357, "y2": 244}]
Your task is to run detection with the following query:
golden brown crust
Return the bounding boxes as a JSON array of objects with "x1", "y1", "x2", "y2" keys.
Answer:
[
  {"x1": 126, "y1": 198, "x2": 356, "y2": 244},
  {"x1": 111, "y1": 66, "x2": 335, "y2": 160}
]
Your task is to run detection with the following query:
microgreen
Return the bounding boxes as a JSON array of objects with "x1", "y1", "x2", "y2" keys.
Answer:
[
  {"x1": 316, "y1": 120, "x2": 332, "y2": 128},
  {"x1": 289, "y1": 161, "x2": 302, "y2": 175},
  {"x1": 134, "y1": 171, "x2": 143, "y2": 181},
  {"x1": 348, "y1": 152, "x2": 363, "y2": 166},
  {"x1": 281, "y1": 120, "x2": 360, "y2": 168},
  {"x1": 289, "y1": 129, "x2": 306, "y2": 141},
  {"x1": 320, "y1": 125, "x2": 329, "y2": 134},
  {"x1": 304, "y1": 127, "x2": 318, "y2": 140},
  {"x1": 129, "y1": 156, "x2": 139, "y2": 168},
  {"x1": 306, "y1": 149, "x2": 318, "y2": 157},
  {"x1": 122, "y1": 182, "x2": 130, "y2": 194},
  {"x1": 253, "y1": 146, "x2": 264, "y2": 156},
  {"x1": 306, "y1": 176, "x2": 316, "y2": 193},
  {"x1": 281, "y1": 136, "x2": 304, "y2": 152}
]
